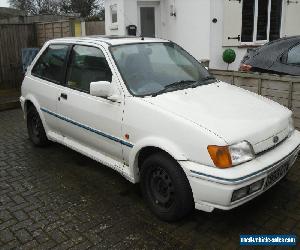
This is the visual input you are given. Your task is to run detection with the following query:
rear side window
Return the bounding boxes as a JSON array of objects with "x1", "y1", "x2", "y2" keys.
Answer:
[
  {"x1": 287, "y1": 44, "x2": 300, "y2": 65},
  {"x1": 66, "y1": 45, "x2": 112, "y2": 93},
  {"x1": 32, "y1": 44, "x2": 69, "y2": 84}
]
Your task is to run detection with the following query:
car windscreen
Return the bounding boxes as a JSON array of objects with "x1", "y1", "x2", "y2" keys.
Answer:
[{"x1": 110, "y1": 42, "x2": 215, "y2": 96}]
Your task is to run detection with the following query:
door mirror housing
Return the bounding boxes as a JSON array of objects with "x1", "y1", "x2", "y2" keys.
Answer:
[
  {"x1": 90, "y1": 81, "x2": 113, "y2": 98},
  {"x1": 90, "y1": 81, "x2": 121, "y2": 103}
]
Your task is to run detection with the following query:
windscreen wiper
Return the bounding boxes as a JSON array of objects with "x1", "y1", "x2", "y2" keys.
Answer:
[
  {"x1": 151, "y1": 80, "x2": 196, "y2": 97},
  {"x1": 198, "y1": 76, "x2": 216, "y2": 83}
]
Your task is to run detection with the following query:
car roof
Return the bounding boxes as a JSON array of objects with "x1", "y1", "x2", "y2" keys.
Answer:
[
  {"x1": 243, "y1": 36, "x2": 300, "y2": 69},
  {"x1": 48, "y1": 35, "x2": 169, "y2": 46},
  {"x1": 261, "y1": 35, "x2": 300, "y2": 47}
]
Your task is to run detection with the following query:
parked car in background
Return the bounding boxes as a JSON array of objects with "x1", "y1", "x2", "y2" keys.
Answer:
[
  {"x1": 20, "y1": 36, "x2": 300, "y2": 221},
  {"x1": 240, "y1": 36, "x2": 300, "y2": 76}
]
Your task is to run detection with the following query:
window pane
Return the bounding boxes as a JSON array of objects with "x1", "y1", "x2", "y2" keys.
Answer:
[
  {"x1": 287, "y1": 44, "x2": 300, "y2": 65},
  {"x1": 256, "y1": 0, "x2": 269, "y2": 41},
  {"x1": 32, "y1": 45, "x2": 69, "y2": 84},
  {"x1": 111, "y1": 43, "x2": 211, "y2": 96},
  {"x1": 241, "y1": 0, "x2": 255, "y2": 42},
  {"x1": 67, "y1": 45, "x2": 112, "y2": 93},
  {"x1": 111, "y1": 5, "x2": 117, "y2": 23},
  {"x1": 269, "y1": 0, "x2": 282, "y2": 41}
]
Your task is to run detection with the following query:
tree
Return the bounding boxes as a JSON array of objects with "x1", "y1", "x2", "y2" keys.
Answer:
[
  {"x1": 70, "y1": 0, "x2": 96, "y2": 18},
  {"x1": 9, "y1": 0, "x2": 104, "y2": 17},
  {"x1": 9, "y1": 0, "x2": 35, "y2": 15}
]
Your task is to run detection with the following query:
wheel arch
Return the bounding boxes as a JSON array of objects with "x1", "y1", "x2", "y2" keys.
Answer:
[
  {"x1": 23, "y1": 95, "x2": 48, "y2": 132},
  {"x1": 129, "y1": 138, "x2": 187, "y2": 183}
]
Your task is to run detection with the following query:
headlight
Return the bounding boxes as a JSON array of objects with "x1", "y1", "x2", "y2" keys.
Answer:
[
  {"x1": 207, "y1": 141, "x2": 255, "y2": 169},
  {"x1": 288, "y1": 116, "x2": 295, "y2": 137}
]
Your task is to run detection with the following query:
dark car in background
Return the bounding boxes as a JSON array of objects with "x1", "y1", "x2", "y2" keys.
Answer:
[{"x1": 240, "y1": 36, "x2": 300, "y2": 76}]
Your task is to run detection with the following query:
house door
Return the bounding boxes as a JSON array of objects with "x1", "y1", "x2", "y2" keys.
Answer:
[
  {"x1": 138, "y1": 2, "x2": 160, "y2": 38},
  {"x1": 140, "y1": 7, "x2": 155, "y2": 37}
]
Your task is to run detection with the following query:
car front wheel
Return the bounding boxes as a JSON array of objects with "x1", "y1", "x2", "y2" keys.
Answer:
[
  {"x1": 140, "y1": 152, "x2": 194, "y2": 221},
  {"x1": 27, "y1": 106, "x2": 49, "y2": 147}
]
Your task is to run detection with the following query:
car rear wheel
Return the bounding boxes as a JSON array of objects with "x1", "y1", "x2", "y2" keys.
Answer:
[
  {"x1": 140, "y1": 152, "x2": 194, "y2": 221},
  {"x1": 27, "y1": 106, "x2": 49, "y2": 147}
]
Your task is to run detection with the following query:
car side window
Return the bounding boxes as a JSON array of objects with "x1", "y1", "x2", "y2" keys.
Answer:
[
  {"x1": 31, "y1": 44, "x2": 69, "y2": 84},
  {"x1": 66, "y1": 45, "x2": 112, "y2": 93},
  {"x1": 286, "y1": 44, "x2": 300, "y2": 65}
]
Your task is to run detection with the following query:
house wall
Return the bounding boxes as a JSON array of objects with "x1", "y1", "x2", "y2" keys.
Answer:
[
  {"x1": 105, "y1": 0, "x2": 126, "y2": 36},
  {"x1": 210, "y1": 0, "x2": 300, "y2": 70},
  {"x1": 105, "y1": 0, "x2": 211, "y2": 62},
  {"x1": 159, "y1": 0, "x2": 211, "y2": 62},
  {"x1": 105, "y1": 0, "x2": 300, "y2": 71},
  {"x1": 209, "y1": 0, "x2": 246, "y2": 70}
]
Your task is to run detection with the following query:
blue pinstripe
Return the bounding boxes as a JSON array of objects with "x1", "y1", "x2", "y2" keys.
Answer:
[{"x1": 40, "y1": 107, "x2": 133, "y2": 148}]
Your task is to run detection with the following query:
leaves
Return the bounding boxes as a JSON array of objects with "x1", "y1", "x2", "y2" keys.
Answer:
[{"x1": 9, "y1": 0, "x2": 104, "y2": 18}]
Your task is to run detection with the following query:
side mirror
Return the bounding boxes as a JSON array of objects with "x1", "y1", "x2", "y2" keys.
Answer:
[
  {"x1": 90, "y1": 81, "x2": 112, "y2": 98},
  {"x1": 90, "y1": 81, "x2": 121, "y2": 102}
]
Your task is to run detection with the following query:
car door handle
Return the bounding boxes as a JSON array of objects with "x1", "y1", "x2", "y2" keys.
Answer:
[{"x1": 60, "y1": 93, "x2": 68, "y2": 100}]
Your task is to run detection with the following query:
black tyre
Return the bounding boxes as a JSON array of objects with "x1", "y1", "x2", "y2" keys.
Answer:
[
  {"x1": 27, "y1": 106, "x2": 49, "y2": 147},
  {"x1": 140, "y1": 152, "x2": 194, "y2": 221}
]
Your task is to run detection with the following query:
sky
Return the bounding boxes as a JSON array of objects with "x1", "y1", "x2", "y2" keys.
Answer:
[{"x1": 0, "y1": 0, "x2": 9, "y2": 7}]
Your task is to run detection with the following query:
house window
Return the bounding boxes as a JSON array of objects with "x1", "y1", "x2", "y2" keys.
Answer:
[
  {"x1": 111, "y1": 5, "x2": 118, "y2": 23},
  {"x1": 241, "y1": 0, "x2": 282, "y2": 43}
]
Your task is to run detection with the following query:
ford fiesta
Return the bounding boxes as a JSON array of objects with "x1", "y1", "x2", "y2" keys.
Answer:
[{"x1": 20, "y1": 36, "x2": 300, "y2": 221}]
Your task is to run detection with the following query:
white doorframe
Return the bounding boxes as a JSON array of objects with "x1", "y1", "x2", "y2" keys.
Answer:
[{"x1": 137, "y1": 1, "x2": 161, "y2": 37}]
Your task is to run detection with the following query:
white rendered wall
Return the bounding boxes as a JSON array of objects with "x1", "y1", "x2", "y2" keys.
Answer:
[
  {"x1": 105, "y1": 0, "x2": 211, "y2": 62},
  {"x1": 159, "y1": 0, "x2": 211, "y2": 62},
  {"x1": 105, "y1": 0, "x2": 126, "y2": 36},
  {"x1": 209, "y1": 0, "x2": 248, "y2": 70}
]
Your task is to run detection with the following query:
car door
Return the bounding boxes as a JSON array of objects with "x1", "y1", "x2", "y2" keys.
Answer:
[
  {"x1": 271, "y1": 43, "x2": 300, "y2": 76},
  {"x1": 30, "y1": 44, "x2": 70, "y2": 135},
  {"x1": 57, "y1": 44, "x2": 124, "y2": 162}
]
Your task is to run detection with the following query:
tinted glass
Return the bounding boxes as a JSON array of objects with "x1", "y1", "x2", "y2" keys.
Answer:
[
  {"x1": 66, "y1": 45, "x2": 112, "y2": 93},
  {"x1": 256, "y1": 0, "x2": 269, "y2": 41},
  {"x1": 111, "y1": 42, "x2": 213, "y2": 96},
  {"x1": 287, "y1": 44, "x2": 300, "y2": 65},
  {"x1": 241, "y1": 0, "x2": 255, "y2": 42},
  {"x1": 269, "y1": 0, "x2": 282, "y2": 41},
  {"x1": 32, "y1": 44, "x2": 69, "y2": 84}
]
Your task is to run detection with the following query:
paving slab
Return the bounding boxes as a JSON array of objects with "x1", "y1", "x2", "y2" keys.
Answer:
[{"x1": 0, "y1": 109, "x2": 299, "y2": 249}]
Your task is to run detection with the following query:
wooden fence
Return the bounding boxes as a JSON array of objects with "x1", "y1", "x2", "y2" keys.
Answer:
[
  {"x1": 36, "y1": 20, "x2": 73, "y2": 47},
  {"x1": 210, "y1": 69, "x2": 300, "y2": 129},
  {"x1": 0, "y1": 24, "x2": 37, "y2": 89},
  {"x1": 85, "y1": 21, "x2": 105, "y2": 35}
]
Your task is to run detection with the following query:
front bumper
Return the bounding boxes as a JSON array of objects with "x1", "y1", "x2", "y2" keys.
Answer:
[
  {"x1": 20, "y1": 96, "x2": 25, "y2": 111},
  {"x1": 180, "y1": 130, "x2": 300, "y2": 212}
]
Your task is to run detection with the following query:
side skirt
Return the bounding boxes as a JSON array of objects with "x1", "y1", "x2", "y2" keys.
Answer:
[{"x1": 47, "y1": 131, "x2": 135, "y2": 183}]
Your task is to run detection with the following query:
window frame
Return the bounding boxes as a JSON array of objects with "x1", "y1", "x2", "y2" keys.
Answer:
[
  {"x1": 31, "y1": 43, "x2": 72, "y2": 85},
  {"x1": 110, "y1": 4, "x2": 118, "y2": 24},
  {"x1": 241, "y1": 0, "x2": 284, "y2": 45},
  {"x1": 64, "y1": 44, "x2": 113, "y2": 94}
]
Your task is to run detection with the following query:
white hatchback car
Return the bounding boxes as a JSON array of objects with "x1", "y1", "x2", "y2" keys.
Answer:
[{"x1": 20, "y1": 36, "x2": 300, "y2": 221}]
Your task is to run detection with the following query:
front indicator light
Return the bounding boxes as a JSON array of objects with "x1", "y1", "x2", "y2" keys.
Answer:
[
  {"x1": 208, "y1": 141, "x2": 255, "y2": 168},
  {"x1": 207, "y1": 145, "x2": 232, "y2": 169}
]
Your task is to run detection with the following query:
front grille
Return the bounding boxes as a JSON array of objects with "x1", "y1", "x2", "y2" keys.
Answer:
[{"x1": 256, "y1": 135, "x2": 288, "y2": 157}]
